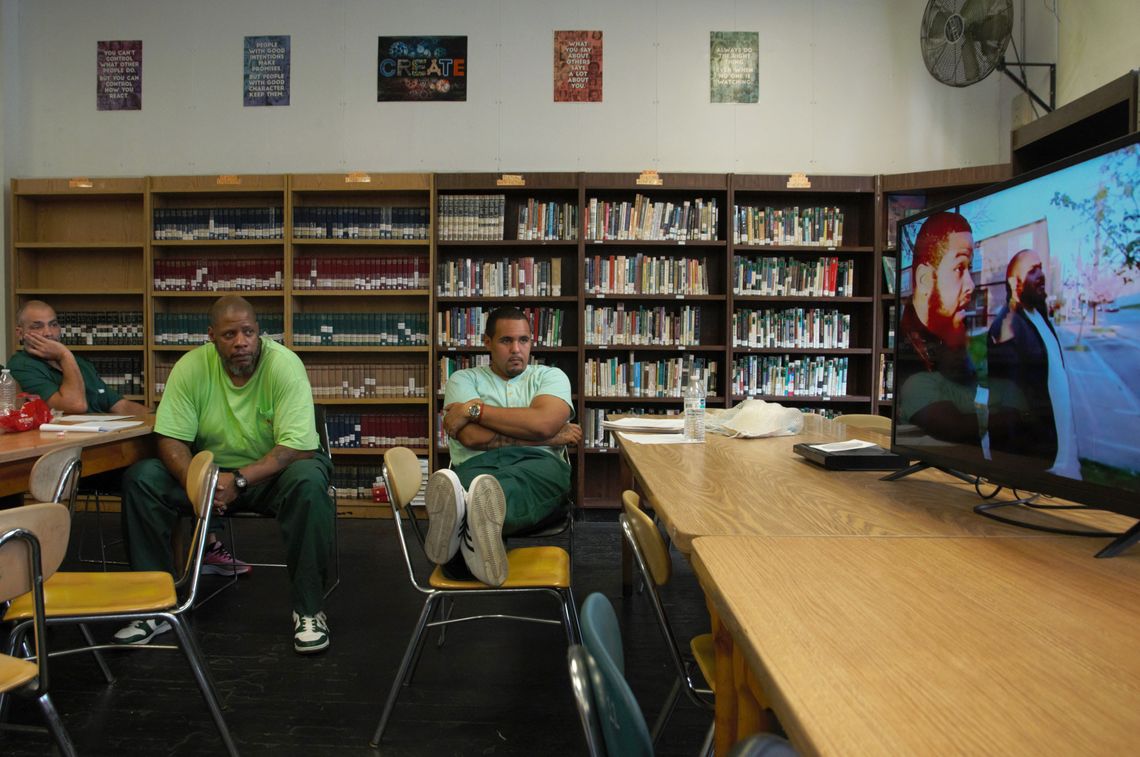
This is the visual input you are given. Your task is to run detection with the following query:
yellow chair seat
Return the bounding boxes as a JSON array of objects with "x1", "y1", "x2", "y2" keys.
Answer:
[
  {"x1": 4, "y1": 571, "x2": 177, "y2": 621},
  {"x1": 0, "y1": 653, "x2": 37, "y2": 692},
  {"x1": 429, "y1": 546, "x2": 570, "y2": 589},
  {"x1": 690, "y1": 632, "x2": 716, "y2": 693}
]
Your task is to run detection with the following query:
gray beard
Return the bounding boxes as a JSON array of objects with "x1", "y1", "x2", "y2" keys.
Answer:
[{"x1": 224, "y1": 349, "x2": 260, "y2": 378}]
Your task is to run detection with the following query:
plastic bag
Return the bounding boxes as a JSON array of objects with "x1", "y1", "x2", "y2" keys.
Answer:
[
  {"x1": 705, "y1": 399, "x2": 804, "y2": 438},
  {"x1": 0, "y1": 394, "x2": 55, "y2": 433}
]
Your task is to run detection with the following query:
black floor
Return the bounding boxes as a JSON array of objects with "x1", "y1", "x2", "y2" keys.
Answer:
[{"x1": 4, "y1": 512, "x2": 713, "y2": 756}]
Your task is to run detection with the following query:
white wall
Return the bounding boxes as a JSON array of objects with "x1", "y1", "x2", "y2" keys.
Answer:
[
  {"x1": 6, "y1": 0, "x2": 1021, "y2": 180},
  {"x1": 1057, "y1": 0, "x2": 1140, "y2": 106}
]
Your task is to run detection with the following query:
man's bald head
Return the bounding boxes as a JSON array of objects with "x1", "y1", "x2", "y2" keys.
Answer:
[{"x1": 208, "y1": 295, "x2": 258, "y2": 328}]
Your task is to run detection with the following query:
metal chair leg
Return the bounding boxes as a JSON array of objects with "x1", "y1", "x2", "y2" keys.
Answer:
[
  {"x1": 79, "y1": 623, "x2": 115, "y2": 683},
  {"x1": 651, "y1": 676, "x2": 683, "y2": 745},
  {"x1": 371, "y1": 596, "x2": 438, "y2": 746},
  {"x1": 699, "y1": 720, "x2": 716, "y2": 757},
  {"x1": 434, "y1": 596, "x2": 454, "y2": 648},
  {"x1": 36, "y1": 693, "x2": 77, "y2": 757},
  {"x1": 169, "y1": 615, "x2": 239, "y2": 757}
]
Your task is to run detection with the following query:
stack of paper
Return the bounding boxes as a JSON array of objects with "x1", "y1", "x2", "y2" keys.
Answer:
[{"x1": 600, "y1": 417, "x2": 685, "y2": 433}]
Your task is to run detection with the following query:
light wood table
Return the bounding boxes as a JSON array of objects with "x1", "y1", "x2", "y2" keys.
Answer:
[
  {"x1": 692, "y1": 534, "x2": 1140, "y2": 756},
  {"x1": 0, "y1": 417, "x2": 155, "y2": 498}
]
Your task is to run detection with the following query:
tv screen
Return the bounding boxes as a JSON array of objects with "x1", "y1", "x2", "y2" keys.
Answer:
[{"x1": 891, "y1": 132, "x2": 1140, "y2": 536}]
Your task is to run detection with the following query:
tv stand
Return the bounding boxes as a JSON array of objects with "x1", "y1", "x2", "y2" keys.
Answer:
[
  {"x1": 1096, "y1": 521, "x2": 1140, "y2": 559},
  {"x1": 880, "y1": 461, "x2": 976, "y2": 485},
  {"x1": 972, "y1": 494, "x2": 1138, "y2": 558}
]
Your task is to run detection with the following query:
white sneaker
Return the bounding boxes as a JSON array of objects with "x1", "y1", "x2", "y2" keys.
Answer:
[
  {"x1": 460, "y1": 474, "x2": 508, "y2": 587},
  {"x1": 425, "y1": 469, "x2": 466, "y2": 564},
  {"x1": 293, "y1": 611, "x2": 330, "y2": 654},
  {"x1": 112, "y1": 618, "x2": 173, "y2": 645}
]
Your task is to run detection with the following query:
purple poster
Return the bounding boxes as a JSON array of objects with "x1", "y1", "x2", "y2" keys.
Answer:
[
  {"x1": 97, "y1": 40, "x2": 142, "y2": 111},
  {"x1": 377, "y1": 36, "x2": 467, "y2": 102},
  {"x1": 244, "y1": 36, "x2": 291, "y2": 106}
]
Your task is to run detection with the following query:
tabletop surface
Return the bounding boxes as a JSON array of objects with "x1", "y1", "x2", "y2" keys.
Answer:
[
  {"x1": 618, "y1": 415, "x2": 1131, "y2": 552},
  {"x1": 0, "y1": 416, "x2": 155, "y2": 465},
  {"x1": 692, "y1": 534, "x2": 1140, "y2": 756}
]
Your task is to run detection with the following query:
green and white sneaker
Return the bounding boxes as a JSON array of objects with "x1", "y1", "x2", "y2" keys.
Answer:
[
  {"x1": 112, "y1": 618, "x2": 172, "y2": 645},
  {"x1": 293, "y1": 611, "x2": 330, "y2": 654}
]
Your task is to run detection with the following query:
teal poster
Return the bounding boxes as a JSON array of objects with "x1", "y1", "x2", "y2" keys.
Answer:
[{"x1": 710, "y1": 32, "x2": 758, "y2": 103}]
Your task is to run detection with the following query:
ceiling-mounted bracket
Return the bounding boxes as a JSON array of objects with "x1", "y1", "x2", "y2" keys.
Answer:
[{"x1": 997, "y1": 61, "x2": 1055, "y2": 113}]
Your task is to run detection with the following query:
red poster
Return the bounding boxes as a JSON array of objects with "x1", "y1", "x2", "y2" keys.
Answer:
[{"x1": 554, "y1": 31, "x2": 602, "y2": 103}]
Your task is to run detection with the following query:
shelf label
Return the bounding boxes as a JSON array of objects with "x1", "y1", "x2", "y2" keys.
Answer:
[
  {"x1": 496, "y1": 174, "x2": 525, "y2": 187},
  {"x1": 676, "y1": 239, "x2": 685, "y2": 245},
  {"x1": 68, "y1": 177, "x2": 94, "y2": 189},
  {"x1": 786, "y1": 172, "x2": 811, "y2": 189},
  {"x1": 216, "y1": 175, "x2": 242, "y2": 186},
  {"x1": 636, "y1": 170, "x2": 663, "y2": 186},
  {"x1": 344, "y1": 172, "x2": 372, "y2": 183}
]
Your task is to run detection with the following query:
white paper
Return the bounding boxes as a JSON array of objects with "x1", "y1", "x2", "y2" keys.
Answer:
[
  {"x1": 57, "y1": 414, "x2": 133, "y2": 422},
  {"x1": 602, "y1": 417, "x2": 685, "y2": 432},
  {"x1": 811, "y1": 439, "x2": 878, "y2": 452},
  {"x1": 40, "y1": 420, "x2": 145, "y2": 433},
  {"x1": 618, "y1": 432, "x2": 699, "y2": 444}
]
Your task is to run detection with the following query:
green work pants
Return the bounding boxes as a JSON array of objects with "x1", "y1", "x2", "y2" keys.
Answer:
[
  {"x1": 452, "y1": 447, "x2": 570, "y2": 535},
  {"x1": 120, "y1": 455, "x2": 334, "y2": 615}
]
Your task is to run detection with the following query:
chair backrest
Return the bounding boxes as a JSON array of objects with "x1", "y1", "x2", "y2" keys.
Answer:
[
  {"x1": 567, "y1": 644, "x2": 607, "y2": 757},
  {"x1": 0, "y1": 502, "x2": 70, "y2": 602},
  {"x1": 621, "y1": 491, "x2": 671, "y2": 586},
  {"x1": 382, "y1": 447, "x2": 428, "y2": 587},
  {"x1": 28, "y1": 445, "x2": 83, "y2": 506},
  {"x1": 579, "y1": 593, "x2": 653, "y2": 757},
  {"x1": 176, "y1": 450, "x2": 219, "y2": 600},
  {"x1": 834, "y1": 413, "x2": 891, "y2": 432}
]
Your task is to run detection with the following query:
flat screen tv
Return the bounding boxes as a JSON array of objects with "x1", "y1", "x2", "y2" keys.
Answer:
[{"x1": 891, "y1": 131, "x2": 1140, "y2": 556}]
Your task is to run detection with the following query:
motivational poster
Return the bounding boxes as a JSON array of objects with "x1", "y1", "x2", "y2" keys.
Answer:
[
  {"x1": 709, "y1": 31, "x2": 759, "y2": 103},
  {"x1": 244, "y1": 35, "x2": 291, "y2": 106},
  {"x1": 97, "y1": 40, "x2": 142, "y2": 111},
  {"x1": 553, "y1": 30, "x2": 603, "y2": 102},
  {"x1": 377, "y1": 36, "x2": 467, "y2": 102}
]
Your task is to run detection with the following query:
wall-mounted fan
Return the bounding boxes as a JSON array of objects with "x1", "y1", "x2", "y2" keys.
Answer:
[{"x1": 920, "y1": 0, "x2": 1054, "y2": 112}]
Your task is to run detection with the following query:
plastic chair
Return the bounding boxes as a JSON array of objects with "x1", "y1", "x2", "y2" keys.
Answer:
[
  {"x1": 369, "y1": 446, "x2": 580, "y2": 747},
  {"x1": 833, "y1": 413, "x2": 892, "y2": 432},
  {"x1": 621, "y1": 491, "x2": 715, "y2": 749},
  {"x1": 1, "y1": 450, "x2": 239, "y2": 756},
  {"x1": 577, "y1": 592, "x2": 654, "y2": 757},
  {"x1": 726, "y1": 732, "x2": 799, "y2": 757},
  {"x1": 204, "y1": 404, "x2": 340, "y2": 603},
  {"x1": 0, "y1": 503, "x2": 77, "y2": 756},
  {"x1": 567, "y1": 644, "x2": 606, "y2": 757}
]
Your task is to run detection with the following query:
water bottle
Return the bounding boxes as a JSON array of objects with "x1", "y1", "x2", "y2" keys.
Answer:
[
  {"x1": 0, "y1": 369, "x2": 16, "y2": 413},
  {"x1": 683, "y1": 369, "x2": 706, "y2": 442}
]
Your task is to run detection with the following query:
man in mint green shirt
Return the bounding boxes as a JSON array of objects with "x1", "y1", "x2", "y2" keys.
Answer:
[
  {"x1": 118, "y1": 296, "x2": 334, "y2": 654},
  {"x1": 426, "y1": 306, "x2": 581, "y2": 586}
]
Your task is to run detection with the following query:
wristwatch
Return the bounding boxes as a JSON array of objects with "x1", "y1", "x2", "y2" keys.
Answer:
[
  {"x1": 466, "y1": 401, "x2": 483, "y2": 423},
  {"x1": 233, "y1": 471, "x2": 248, "y2": 492}
]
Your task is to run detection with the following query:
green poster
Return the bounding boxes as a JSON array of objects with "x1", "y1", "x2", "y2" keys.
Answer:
[{"x1": 710, "y1": 31, "x2": 759, "y2": 103}]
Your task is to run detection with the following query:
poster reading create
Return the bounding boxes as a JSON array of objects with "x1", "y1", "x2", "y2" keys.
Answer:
[
  {"x1": 553, "y1": 30, "x2": 603, "y2": 102},
  {"x1": 244, "y1": 36, "x2": 290, "y2": 106},
  {"x1": 709, "y1": 31, "x2": 759, "y2": 103},
  {"x1": 377, "y1": 36, "x2": 467, "y2": 101},
  {"x1": 97, "y1": 40, "x2": 142, "y2": 111}
]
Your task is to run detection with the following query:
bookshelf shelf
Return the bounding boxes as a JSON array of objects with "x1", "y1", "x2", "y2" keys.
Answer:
[
  {"x1": 63, "y1": 344, "x2": 145, "y2": 352},
  {"x1": 583, "y1": 345, "x2": 726, "y2": 352},
  {"x1": 732, "y1": 295, "x2": 874, "y2": 304},
  {"x1": 436, "y1": 295, "x2": 577, "y2": 304},
  {"x1": 316, "y1": 397, "x2": 430, "y2": 406},
  {"x1": 732, "y1": 347, "x2": 873, "y2": 356},
  {"x1": 585, "y1": 396, "x2": 726, "y2": 404},
  {"x1": 291, "y1": 345, "x2": 430, "y2": 353},
  {"x1": 583, "y1": 294, "x2": 722, "y2": 302},
  {"x1": 293, "y1": 289, "x2": 431, "y2": 297},
  {"x1": 437, "y1": 239, "x2": 579, "y2": 248},
  {"x1": 151, "y1": 239, "x2": 284, "y2": 247},
  {"x1": 731, "y1": 394, "x2": 871, "y2": 403},
  {"x1": 330, "y1": 447, "x2": 430, "y2": 457},
  {"x1": 13, "y1": 242, "x2": 145, "y2": 251},
  {"x1": 152, "y1": 290, "x2": 283, "y2": 298},
  {"x1": 292, "y1": 239, "x2": 430, "y2": 247},
  {"x1": 16, "y1": 288, "x2": 146, "y2": 296},
  {"x1": 437, "y1": 345, "x2": 577, "y2": 353}
]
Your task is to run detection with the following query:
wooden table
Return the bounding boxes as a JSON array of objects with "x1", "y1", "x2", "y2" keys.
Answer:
[
  {"x1": 692, "y1": 534, "x2": 1140, "y2": 756},
  {"x1": 0, "y1": 417, "x2": 155, "y2": 498}
]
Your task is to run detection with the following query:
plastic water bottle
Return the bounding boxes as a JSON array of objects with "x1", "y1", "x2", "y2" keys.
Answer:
[
  {"x1": 0, "y1": 369, "x2": 16, "y2": 413},
  {"x1": 683, "y1": 369, "x2": 706, "y2": 442}
]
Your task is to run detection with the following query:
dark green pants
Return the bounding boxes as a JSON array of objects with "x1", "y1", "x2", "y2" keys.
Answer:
[
  {"x1": 453, "y1": 447, "x2": 570, "y2": 535},
  {"x1": 121, "y1": 455, "x2": 334, "y2": 615}
]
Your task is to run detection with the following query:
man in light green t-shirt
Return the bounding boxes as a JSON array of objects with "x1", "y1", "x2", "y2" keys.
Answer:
[
  {"x1": 426, "y1": 306, "x2": 581, "y2": 586},
  {"x1": 117, "y1": 296, "x2": 334, "y2": 654}
]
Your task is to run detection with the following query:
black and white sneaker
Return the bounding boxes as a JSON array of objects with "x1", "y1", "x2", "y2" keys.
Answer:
[
  {"x1": 112, "y1": 618, "x2": 173, "y2": 645},
  {"x1": 460, "y1": 474, "x2": 508, "y2": 586},
  {"x1": 293, "y1": 611, "x2": 330, "y2": 654},
  {"x1": 425, "y1": 469, "x2": 466, "y2": 564}
]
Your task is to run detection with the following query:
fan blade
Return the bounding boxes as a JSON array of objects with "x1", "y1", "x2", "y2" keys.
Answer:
[
  {"x1": 924, "y1": 9, "x2": 953, "y2": 45},
  {"x1": 961, "y1": 40, "x2": 981, "y2": 83},
  {"x1": 959, "y1": 0, "x2": 989, "y2": 26}
]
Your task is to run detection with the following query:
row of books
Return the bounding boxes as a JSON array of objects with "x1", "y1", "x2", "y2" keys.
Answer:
[
  {"x1": 581, "y1": 406, "x2": 679, "y2": 449},
  {"x1": 153, "y1": 207, "x2": 283, "y2": 240},
  {"x1": 326, "y1": 412, "x2": 430, "y2": 449},
  {"x1": 582, "y1": 356, "x2": 718, "y2": 398},
  {"x1": 293, "y1": 256, "x2": 430, "y2": 291},
  {"x1": 436, "y1": 257, "x2": 564, "y2": 297},
  {"x1": 733, "y1": 256, "x2": 856, "y2": 297},
  {"x1": 331, "y1": 463, "x2": 386, "y2": 500},
  {"x1": 731, "y1": 355, "x2": 849, "y2": 398},
  {"x1": 437, "y1": 194, "x2": 507, "y2": 240},
  {"x1": 153, "y1": 314, "x2": 285, "y2": 345},
  {"x1": 305, "y1": 362, "x2": 428, "y2": 399},
  {"x1": 731, "y1": 308, "x2": 852, "y2": 350},
  {"x1": 584, "y1": 195, "x2": 720, "y2": 241},
  {"x1": 292, "y1": 206, "x2": 429, "y2": 240},
  {"x1": 153, "y1": 258, "x2": 284, "y2": 291},
  {"x1": 732, "y1": 205, "x2": 846, "y2": 247},
  {"x1": 87, "y1": 356, "x2": 145, "y2": 396},
  {"x1": 56, "y1": 312, "x2": 144, "y2": 345},
  {"x1": 878, "y1": 354, "x2": 894, "y2": 401},
  {"x1": 884, "y1": 305, "x2": 897, "y2": 349},
  {"x1": 584, "y1": 304, "x2": 703, "y2": 346},
  {"x1": 516, "y1": 199, "x2": 579, "y2": 241},
  {"x1": 292, "y1": 313, "x2": 429, "y2": 347},
  {"x1": 437, "y1": 307, "x2": 566, "y2": 347},
  {"x1": 584, "y1": 254, "x2": 709, "y2": 295},
  {"x1": 438, "y1": 354, "x2": 491, "y2": 394}
]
